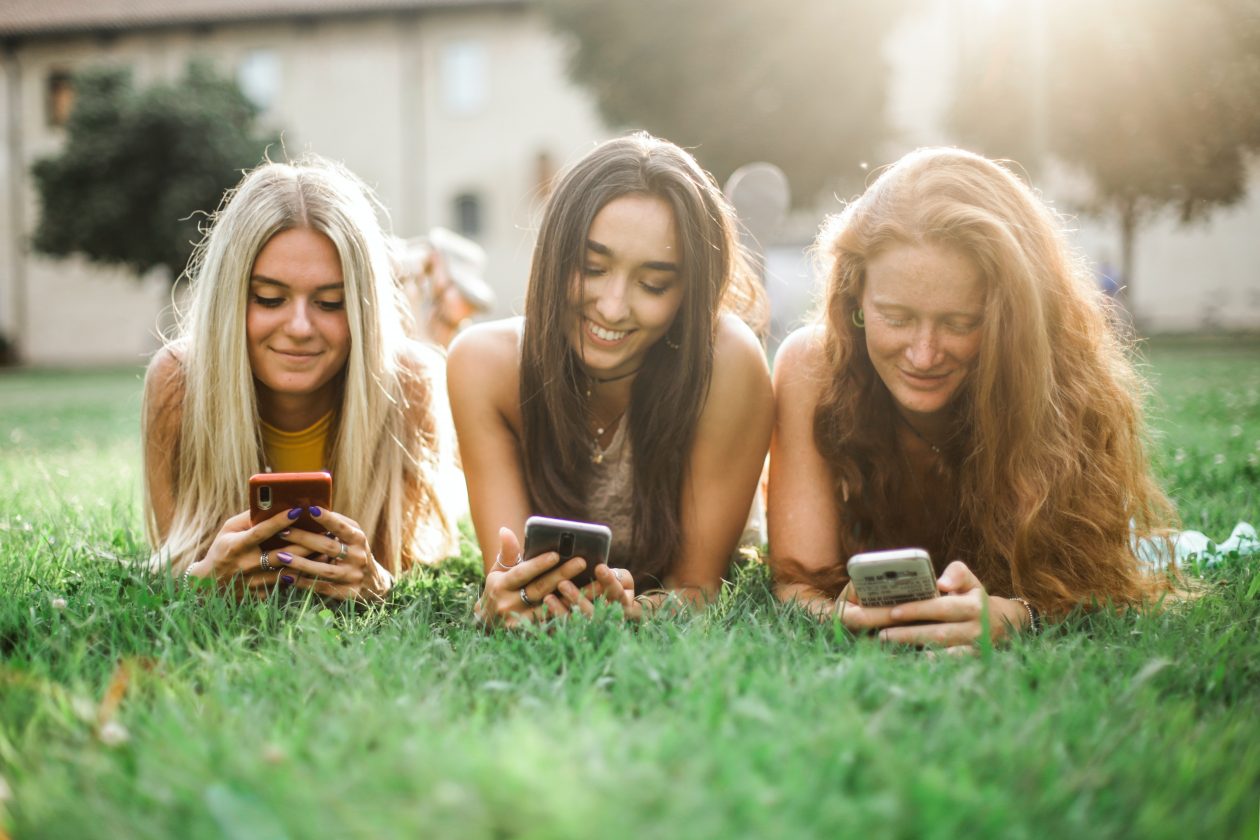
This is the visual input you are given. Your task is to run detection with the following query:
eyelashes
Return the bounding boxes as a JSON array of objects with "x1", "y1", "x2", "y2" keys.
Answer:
[{"x1": 251, "y1": 295, "x2": 344, "y2": 312}]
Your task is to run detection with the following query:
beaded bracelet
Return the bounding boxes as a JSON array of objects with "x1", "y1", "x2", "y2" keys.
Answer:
[{"x1": 1009, "y1": 596, "x2": 1042, "y2": 635}]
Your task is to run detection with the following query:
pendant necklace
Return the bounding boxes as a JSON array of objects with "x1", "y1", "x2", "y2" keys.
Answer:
[
  {"x1": 897, "y1": 412, "x2": 942, "y2": 456},
  {"x1": 585, "y1": 367, "x2": 640, "y2": 464}
]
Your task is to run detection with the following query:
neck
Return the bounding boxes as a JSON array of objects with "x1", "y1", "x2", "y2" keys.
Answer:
[
  {"x1": 896, "y1": 409, "x2": 948, "y2": 455},
  {"x1": 256, "y1": 381, "x2": 339, "y2": 432}
]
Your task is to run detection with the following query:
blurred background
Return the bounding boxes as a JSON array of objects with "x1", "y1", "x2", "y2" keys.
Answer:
[{"x1": 1, "y1": 0, "x2": 1258, "y2": 366}]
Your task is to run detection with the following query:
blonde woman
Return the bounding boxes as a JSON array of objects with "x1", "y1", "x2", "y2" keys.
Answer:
[
  {"x1": 143, "y1": 156, "x2": 457, "y2": 601},
  {"x1": 769, "y1": 148, "x2": 1176, "y2": 649}
]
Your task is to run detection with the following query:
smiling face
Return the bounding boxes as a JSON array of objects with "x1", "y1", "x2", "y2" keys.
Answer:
[
  {"x1": 245, "y1": 227, "x2": 351, "y2": 422},
  {"x1": 567, "y1": 193, "x2": 685, "y2": 378},
  {"x1": 861, "y1": 241, "x2": 986, "y2": 427}
]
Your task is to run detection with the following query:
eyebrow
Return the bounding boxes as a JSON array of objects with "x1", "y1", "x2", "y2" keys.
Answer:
[
  {"x1": 586, "y1": 239, "x2": 679, "y2": 273},
  {"x1": 250, "y1": 275, "x2": 345, "y2": 293}
]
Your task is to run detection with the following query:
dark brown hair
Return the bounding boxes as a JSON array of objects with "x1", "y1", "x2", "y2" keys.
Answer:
[{"x1": 519, "y1": 133, "x2": 765, "y2": 587}]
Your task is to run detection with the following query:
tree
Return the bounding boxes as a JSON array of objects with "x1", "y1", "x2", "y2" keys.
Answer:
[
  {"x1": 950, "y1": 0, "x2": 1260, "y2": 306},
  {"x1": 539, "y1": 0, "x2": 907, "y2": 204},
  {"x1": 32, "y1": 61, "x2": 279, "y2": 280}
]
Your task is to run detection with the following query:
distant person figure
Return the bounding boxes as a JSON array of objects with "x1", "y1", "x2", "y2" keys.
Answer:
[
  {"x1": 143, "y1": 156, "x2": 458, "y2": 601},
  {"x1": 447, "y1": 133, "x2": 773, "y2": 627},
  {"x1": 394, "y1": 227, "x2": 495, "y2": 348},
  {"x1": 769, "y1": 148, "x2": 1177, "y2": 651}
]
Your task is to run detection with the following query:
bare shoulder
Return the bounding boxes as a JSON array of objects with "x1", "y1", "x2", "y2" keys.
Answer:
[
  {"x1": 772, "y1": 324, "x2": 829, "y2": 398},
  {"x1": 143, "y1": 344, "x2": 186, "y2": 418},
  {"x1": 711, "y1": 312, "x2": 771, "y2": 390},
  {"x1": 446, "y1": 318, "x2": 521, "y2": 377},
  {"x1": 445, "y1": 317, "x2": 523, "y2": 412}
]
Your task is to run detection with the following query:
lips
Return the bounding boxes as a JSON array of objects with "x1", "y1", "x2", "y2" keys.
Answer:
[{"x1": 900, "y1": 368, "x2": 953, "y2": 388}]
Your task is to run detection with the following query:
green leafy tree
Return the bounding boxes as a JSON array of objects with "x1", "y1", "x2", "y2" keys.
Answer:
[
  {"x1": 32, "y1": 61, "x2": 278, "y2": 279},
  {"x1": 950, "y1": 0, "x2": 1260, "y2": 304},
  {"x1": 539, "y1": 0, "x2": 907, "y2": 203}
]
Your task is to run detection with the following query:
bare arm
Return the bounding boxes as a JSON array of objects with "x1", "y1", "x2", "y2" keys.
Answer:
[
  {"x1": 666, "y1": 314, "x2": 774, "y2": 602},
  {"x1": 141, "y1": 346, "x2": 184, "y2": 546},
  {"x1": 767, "y1": 326, "x2": 845, "y2": 618},
  {"x1": 446, "y1": 319, "x2": 532, "y2": 571}
]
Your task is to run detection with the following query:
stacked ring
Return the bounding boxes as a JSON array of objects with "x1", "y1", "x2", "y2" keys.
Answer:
[
  {"x1": 494, "y1": 552, "x2": 523, "y2": 571},
  {"x1": 259, "y1": 551, "x2": 273, "y2": 572},
  {"x1": 335, "y1": 540, "x2": 348, "y2": 562}
]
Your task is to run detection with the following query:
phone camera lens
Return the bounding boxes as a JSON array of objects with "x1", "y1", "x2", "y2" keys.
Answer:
[
  {"x1": 259, "y1": 485, "x2": 272, "y2": 510},
  {"x1": 559, "y1": 532, "x2": 575, "y2": 557}
]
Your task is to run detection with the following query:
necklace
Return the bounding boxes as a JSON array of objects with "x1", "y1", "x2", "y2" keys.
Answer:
[
  {"x1": 897, "y1": 412, "x2": 942, "y2": 456},
  {"x1": 584, "y1": 368, "x2": 637, "y2": 464},
  {"x1": 589, "y1": 409, "x2": 626, "y2": 464},
  {"x1": 585, "y1": 366, "x2": 642, "y2": 394}
]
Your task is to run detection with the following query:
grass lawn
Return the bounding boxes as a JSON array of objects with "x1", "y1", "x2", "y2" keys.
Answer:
[{"x1": 1, "y1": 340, "x2": 1258, "y2": 839}]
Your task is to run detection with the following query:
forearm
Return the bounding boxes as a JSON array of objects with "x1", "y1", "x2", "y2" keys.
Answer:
[{"x1": 774, "y1": 581, "x2": 839, "y2": 621}]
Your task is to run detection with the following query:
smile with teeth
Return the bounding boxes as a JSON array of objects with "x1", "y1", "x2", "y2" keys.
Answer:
[{"x1": 586, "y1": 319, "x2": 630, "y2": 342}]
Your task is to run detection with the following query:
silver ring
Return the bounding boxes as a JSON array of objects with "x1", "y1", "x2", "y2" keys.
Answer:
[
  {"x1": 519, "y1": 587, "x2": 538, "y2": 607},
  {"x1": 259, "y1": 551, "x2": 273, "y2": 572},
  {"x1": 494, "y1": 552, "x2": 523, "y2": 571},
  {"x1": 335, "y1": 540, "x2": 348, "y2": 562}
]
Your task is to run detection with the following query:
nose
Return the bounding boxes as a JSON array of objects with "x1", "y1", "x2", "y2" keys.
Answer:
[
  {"x1": 593, "y1": 274, "x2": 630, "y2": 324},
  {"x1": 905, "y1": 323, "x2": 944, "y2": 370},
  {"x1": 284, "y1": 301, "x2": 316, "y2": 339}
]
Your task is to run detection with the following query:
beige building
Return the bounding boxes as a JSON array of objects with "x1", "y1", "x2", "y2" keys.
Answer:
[
  {"x1": 0, "y1": 0, "x2": 612, "y2": 365},
  {"x1": 1, "y1": 1, "x2": 1256, "y2": 366}
]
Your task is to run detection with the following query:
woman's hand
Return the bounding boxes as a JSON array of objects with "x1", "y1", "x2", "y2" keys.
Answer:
[
  {"x1": 260, "y1": 506, "x2": 394, "y2": 603},
  {"x1": 185, "y1": 508, "x2": 314, "y2": 591},
  {"x1": 475, "y1": 527, "x2": 587, "y2": 628},
  {"x1": 837, "y1": 561, "x2": 1029, "y2": 651},
  {"x1": 556, "y1": 564, "x2": 642, "y2": 621}
]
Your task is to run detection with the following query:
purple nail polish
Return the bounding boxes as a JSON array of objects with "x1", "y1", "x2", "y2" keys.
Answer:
[
  {"x1": 277, "y1": 552, "x2": 292, "y2": 564},
  {"x1": 309, "y1": 506, "x2": 322, "y2": 517},
  {"x1": 281, "y1": 575, "x2": 295, "y2": 585},
  {"x1": 287, "y1": 508, "x2": 302, "y2": 520}
]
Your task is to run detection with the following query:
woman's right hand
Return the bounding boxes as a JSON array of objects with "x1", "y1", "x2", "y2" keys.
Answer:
[
  {"x1": 184, "y1": 508, "x2": 313, "y2": 591},
  {"x1": 474, "y1": 527, "x2": 587, "y2": 628}
]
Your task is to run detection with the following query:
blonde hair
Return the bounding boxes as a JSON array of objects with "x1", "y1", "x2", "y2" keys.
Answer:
[
  {"x1": 801, "y1": 147, "x2": 1175, "y2": 616},
  {"x1": 145, "y1": 155, "x2": 455, "y2": 575}
]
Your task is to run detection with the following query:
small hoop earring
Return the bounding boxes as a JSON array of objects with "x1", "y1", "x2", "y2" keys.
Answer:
[{"x1": 851, "y1": 308, "x2": 865, "y2": 329}]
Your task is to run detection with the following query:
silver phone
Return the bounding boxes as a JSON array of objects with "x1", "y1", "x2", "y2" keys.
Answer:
[
  {"x1": 847, "y1": 548, "x2": 939, "y2": 607},
  {"x1": 523, "y1": 516, "x2": 612, "y2": 589}
]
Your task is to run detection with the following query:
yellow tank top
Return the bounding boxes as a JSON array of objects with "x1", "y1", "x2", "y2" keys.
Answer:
[{"x1": 260, "y1": 411, "x2": 333, "y2": 473}]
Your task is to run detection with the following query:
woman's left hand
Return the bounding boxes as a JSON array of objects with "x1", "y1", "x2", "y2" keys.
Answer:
[
  {"x1": 552, "y1": 564, "x2": 642, "y2": 622},
  {"x1": 260, "y1": 507, "x2": 393, "y2": 603},
  {"x1": 874, "y1": 561, "x2": 1028, "y2": 652}
]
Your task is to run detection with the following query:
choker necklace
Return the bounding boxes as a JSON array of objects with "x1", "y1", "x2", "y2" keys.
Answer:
[
  {"x1": 584, "y1": 366, "x2": 642, "y2": 402},
  {"x1": 898, "y1": 412, "x2": 942, "y2": 456}
]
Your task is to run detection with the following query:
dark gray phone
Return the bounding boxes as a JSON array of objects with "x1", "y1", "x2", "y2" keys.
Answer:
[{"x1": 523, "y1": 516, "x2": 612, "y2": 589}]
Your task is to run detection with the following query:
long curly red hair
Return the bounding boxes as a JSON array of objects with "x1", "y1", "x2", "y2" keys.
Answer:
[{"x1": 800, "y1": 148, "x2": 1175, "y2": 616}]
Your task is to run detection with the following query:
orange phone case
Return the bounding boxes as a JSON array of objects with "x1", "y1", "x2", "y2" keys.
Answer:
[{"x1": 248, "y1": 471, "x2": 333, "y2": 552}]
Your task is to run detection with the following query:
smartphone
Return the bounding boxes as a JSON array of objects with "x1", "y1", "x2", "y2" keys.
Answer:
[
  {"x1": 522, "y1": 516, "x2": 612, "y2": 589},
  {"x1": 248, "y1": 471, "x2": 333, "y2": 552},
  {"x1": 847, "y1": 547, "x2": 939, "y2": 607}
]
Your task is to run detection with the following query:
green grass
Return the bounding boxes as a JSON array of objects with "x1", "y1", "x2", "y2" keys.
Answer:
[{"x1": 1, "y1": 340, "x2": 1258, "y2": 839}]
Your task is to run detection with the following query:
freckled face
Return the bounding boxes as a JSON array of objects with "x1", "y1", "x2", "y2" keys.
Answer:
[
  {"x1": 245, "y1": 227, "x2": 351, "y2": 408},
  {"x1": 861, "y1": 242, "x2": 985, "y2": 422},
  {"x1": 568, "y1": 194, "x2": 684, "y2": 378}
]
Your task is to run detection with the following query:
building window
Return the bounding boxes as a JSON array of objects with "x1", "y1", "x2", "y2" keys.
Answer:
[
  {"x1": 453, "y1": 192, "x2": 483, "y2": 238},
  {"x1": 237, "y1": 49, "x2": 282, "y2": 110},
  {"x1": 47, "y1": 69, "x2": 75, "y2": 127},
  {"x1": 440, "y1": 40, "x2": 488, "y2": 115}
]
